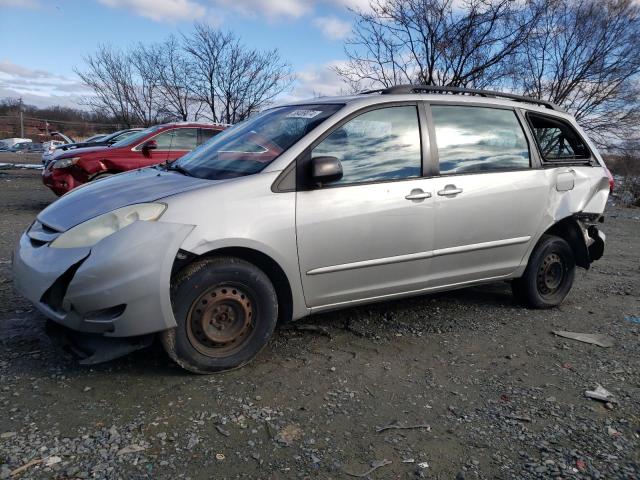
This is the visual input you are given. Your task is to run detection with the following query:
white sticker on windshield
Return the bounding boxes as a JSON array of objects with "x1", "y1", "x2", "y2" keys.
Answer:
[{"x1": 286, "y1": 109, "x2": 322, "y2": 119}]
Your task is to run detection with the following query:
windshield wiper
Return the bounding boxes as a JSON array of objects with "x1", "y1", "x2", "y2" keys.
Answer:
[{"x1": 166, "y1": 163, "x2": 192, "y2": 177}]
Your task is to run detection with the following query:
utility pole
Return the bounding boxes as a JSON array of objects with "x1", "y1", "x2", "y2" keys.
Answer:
[{"x1": 19, "y1": 97, "x2": 24, "y2": 138}]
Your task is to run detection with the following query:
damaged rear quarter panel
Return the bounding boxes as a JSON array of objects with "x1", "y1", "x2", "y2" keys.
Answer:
[{"x1": 515, "y1": 165, "x2": 609, "y2": 275}]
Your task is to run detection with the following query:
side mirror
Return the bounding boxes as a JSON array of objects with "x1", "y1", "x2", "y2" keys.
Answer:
[
  {"x1": 311, "y1": 156, "x2": 343, "y2": 185},
  {"x1": 141, "y1": 140, "x2": 157, "y2": 151}
]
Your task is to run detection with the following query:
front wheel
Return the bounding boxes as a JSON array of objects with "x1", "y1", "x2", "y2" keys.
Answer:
[
  {"x1": 161, "y1": 257, "x2": 278, "y2": 373},
  {"x1": 92, "y1": 172, "x2": 114, "y2": 182},
  {"x1": 512, "y1": 234, "x2": 575, "y2": 309}
]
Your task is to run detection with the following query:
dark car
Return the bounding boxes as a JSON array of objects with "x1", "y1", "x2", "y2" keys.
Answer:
[
  {"x1": 42, "y1": 123, "x2": 227, "y2": 195},
  {"x1": 8, "y1": 142, "x2": 33, "y2": 153},
  {"x1": 56, "y1": 128, "x2": 144, "y2": 153},
  {"x1": 25, "y1": 143, "x2": 44, "y2": 153},
  {"x1": 42, "y1": 129, "x2": 145, "y2": 167}
]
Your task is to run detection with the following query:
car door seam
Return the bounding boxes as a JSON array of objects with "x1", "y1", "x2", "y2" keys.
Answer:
[{"x1": 306, "y1": 236, "x2": 531, "y2": 275}]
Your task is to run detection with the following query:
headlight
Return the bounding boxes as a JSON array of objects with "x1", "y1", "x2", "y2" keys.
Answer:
[
  {"x1": 50, "y1": 203, "x2": 166, "y2": 249},
  {"x1": 53, "y1": 157, "x2": 80, "y2": 169}
]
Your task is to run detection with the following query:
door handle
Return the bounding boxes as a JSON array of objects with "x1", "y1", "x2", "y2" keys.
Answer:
[
  {"x1": 405, "y1": 189, "x2": 432, "y2": 201},
  {"x1": 437, "y1": 185, "x2": 463, "y2": 196}
]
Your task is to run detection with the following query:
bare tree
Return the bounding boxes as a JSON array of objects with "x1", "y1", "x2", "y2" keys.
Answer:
[
  {"x1": 183, "y1": 23, "x2": 293, "y2": 124},
  {"x1": 75, "y1": 45, "x2": 137, "y2": 126},
  {"x1": 513, "y1": 0, "x2": 640, "y2": 146},
  {"x1": 75, "y1": 45, "x2": 162, "y2": 126},
  {"x1": 143, "y1": 36, "x2": 196, "y2": 122},
  {"x1": 181, "y1": 25, "x2": 233, "y2": 123},
  {"x1": 335, "y1": 0, "x2": 542, "y2": 90},
  {"x1": 129, "y1": 45, "x2": 162, "y2": 125}
]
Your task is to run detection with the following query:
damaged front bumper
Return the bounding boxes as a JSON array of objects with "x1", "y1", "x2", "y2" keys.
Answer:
[{"x1": 13, "y1": 220, "x2": 193, "y2": 340}]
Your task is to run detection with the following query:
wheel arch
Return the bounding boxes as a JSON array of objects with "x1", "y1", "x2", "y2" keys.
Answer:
[
  {"x1": 173, "y1": 246, "x2": 294, "y2": 323},
  {"x1": 541, "y1": 216, "x2": 590, "y2": 269}
]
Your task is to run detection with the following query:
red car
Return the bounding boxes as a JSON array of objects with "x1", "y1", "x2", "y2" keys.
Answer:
[{"x1": 42, "y1": 123, "x2": 227, "y2": 196}]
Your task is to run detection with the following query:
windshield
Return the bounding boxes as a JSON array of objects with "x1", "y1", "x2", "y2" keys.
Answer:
[
  {"x1": 108, "y1": 129, "x2": 140, "y2": 142},
  {"x1": 85, "y1": 134, "x2": 105, "y2": 142},
  {"x1": 111, "y1": 125, "x2": 162, "y2": 148},
  {"x1": 172, "y1": 104, "x2": 343, "y2": 180}
]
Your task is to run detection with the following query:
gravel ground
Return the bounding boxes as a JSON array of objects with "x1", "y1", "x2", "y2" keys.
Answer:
[{"x1": 0, "y1": 168, "x2": 639, "y2": 480}]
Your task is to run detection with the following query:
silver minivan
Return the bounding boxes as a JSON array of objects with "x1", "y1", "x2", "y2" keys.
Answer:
[{"x1": 13, "y1": 86, "x2": 610, "y2": 373}]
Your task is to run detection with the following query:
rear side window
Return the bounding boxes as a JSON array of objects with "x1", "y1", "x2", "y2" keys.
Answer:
[
  {"x1": 527, "y1": 113, "x2": 590, "y2": 162},
  {"x1": 431, "y1": 105, "x2": 530, "y2": 174},
  {"x1": 199, "y1": 128, "x2": 221, "y2": 145}
]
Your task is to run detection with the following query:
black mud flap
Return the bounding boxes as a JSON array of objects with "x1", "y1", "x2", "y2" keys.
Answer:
[
  {"x1": 587, "y1": 225, "x2": 605, "y2": 261},
  {"x1": 46, "y1": 320, "x2": 154, "y2": 365}
]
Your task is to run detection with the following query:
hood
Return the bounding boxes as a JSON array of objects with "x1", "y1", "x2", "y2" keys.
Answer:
[
  {"x1": 56, "y1": 145, "x2": 110, "y2": 159},
  {"x1": 58, "y1": 140, "x2": 107, "y2": 151},
  {"x1": 38, "y1": 168, "x2": 219, "y2": 231}
]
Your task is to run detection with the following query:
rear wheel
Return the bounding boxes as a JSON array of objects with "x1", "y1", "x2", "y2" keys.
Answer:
[
  {"x1": 512, "y1": 234, "x2": 575, "y2": 308},
  {"x1": 161, "y1": 257, "x2": 278, "y2": 373}
]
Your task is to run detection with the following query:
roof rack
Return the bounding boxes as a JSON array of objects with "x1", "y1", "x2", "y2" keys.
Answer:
[{"x1": 361, "y1": 84, "x2": 563, "y2": 112}]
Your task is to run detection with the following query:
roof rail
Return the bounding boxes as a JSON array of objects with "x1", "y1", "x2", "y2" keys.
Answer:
[{"x1": 362, "y1": 84, "x2": 563, "y2": 112}]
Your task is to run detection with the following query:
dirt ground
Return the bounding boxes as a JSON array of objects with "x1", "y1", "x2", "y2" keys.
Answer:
[{"x1": 0, "y1": 168, "x2": 639, "y2": 480}]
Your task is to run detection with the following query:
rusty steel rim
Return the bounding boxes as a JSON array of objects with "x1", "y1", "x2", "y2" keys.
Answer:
[
  {"x1": 537, "y1": 252, "x2": 564, "y2": 296},
  {"x1": 186, "y1": 284, "x2": 255, "y2": 357}
]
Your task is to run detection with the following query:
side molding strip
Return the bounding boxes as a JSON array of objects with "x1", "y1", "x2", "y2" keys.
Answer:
[{"x1": 306, "y1": 236, "x2": 531, "y2": 275}]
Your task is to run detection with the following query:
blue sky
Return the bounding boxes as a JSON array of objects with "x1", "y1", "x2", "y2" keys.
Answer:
[{"x1": 0, "y1": 0, "x2": 365, "y2": 108}]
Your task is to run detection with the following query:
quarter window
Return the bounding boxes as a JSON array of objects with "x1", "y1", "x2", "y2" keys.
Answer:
[
  {"x1": 432, "y1": 105, "x2": 530, "y2": 174},
  {"x1": 311, "y1": 105, "x2": 422, "y2": 185},
  {"x1": 527, "y1": 113, "x2": 589, "y2": 162}
]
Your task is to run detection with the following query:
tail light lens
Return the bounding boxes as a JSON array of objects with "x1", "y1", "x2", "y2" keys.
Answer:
[{"x1": 605, "y1": 167, "x2": 614, "y2": 192}]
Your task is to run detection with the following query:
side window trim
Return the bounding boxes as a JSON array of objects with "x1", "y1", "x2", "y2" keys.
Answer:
[
  {"x1": 515, "y1": 108, "x2": 542, "y2": 169},
  {"x1": 295, "y1": 101, "x2": 426, "y2": 191},
  {"x1": 524, "y1": 111, "x2": 593, "y2": 166},
  {"x1": 132, "y1": 128, "x2": 174, "y2": 152},
  {"x1": 418, "y1": 101, "x2": 437, "y2": 177},
  {"x1": 423, "y1": 102, "x2": 439, "y2": 176},
  {"x1": 426, "y1": 102, "x2": 533, "y2": 177}
]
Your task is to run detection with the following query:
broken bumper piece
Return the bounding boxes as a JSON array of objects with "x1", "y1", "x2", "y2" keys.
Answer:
[
  {"x1": 46, "y1": 320, "x2": 154, "y2": 365},
  {"x1": 587, "y1": 226, "x2": 605, "y2": 261}
]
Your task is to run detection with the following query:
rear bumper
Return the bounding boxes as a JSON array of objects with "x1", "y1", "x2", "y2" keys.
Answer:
[
  {"x1": 13, "y1": 220, "x2": 194, "y2": 337},
  {"x1": 587, "y1": 226, "x2": 605, "y2": 262}
]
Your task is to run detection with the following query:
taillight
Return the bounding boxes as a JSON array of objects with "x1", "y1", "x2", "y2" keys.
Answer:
[{"x1": 605, "y1": 167, "x2": 614, "y2": 192}]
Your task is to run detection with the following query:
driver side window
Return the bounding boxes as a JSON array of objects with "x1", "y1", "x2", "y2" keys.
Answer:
[
  {"x1": 311, "y1": 105, "x2": 422, "y2": 185},
  {"x1": 152, "y1": 128, "x2": 198, "y2": 151}
]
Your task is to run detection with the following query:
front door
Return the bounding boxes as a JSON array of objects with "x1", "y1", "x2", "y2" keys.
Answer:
[
  {"x1": 427, "y1": 104, "x2": 548, "y2": 286},
  {"x1": 138, "y1": 127, "x2": 199, "y2": 167},
  {"x1": 296, "y1": 104, "x2": 436, "y2": 308}
]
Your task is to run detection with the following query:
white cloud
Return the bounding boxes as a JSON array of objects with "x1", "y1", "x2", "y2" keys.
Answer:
[
  {"x1": 211, "y1": 0, "x2": 312, "y2": 19},
  {"x1": 313, "y1": 15, "x2": 351, "y2": 39},
  {"x1": 0, "y1": 0, "x2": 40, "y2": 7},
  {"x1": 328, "y1": 0, "x2": 372, "y2": 12},
  {"x1": 94, "y1": 0, "x2": 370, "y2": 23},
  {"x1": 98, "y1": 0, "x2": 207, "y2": 22},
  {"x1": 0, "y1": 60, "x2": 90, "y2": 108},
  {"x1": 282, "y1": 61, "x2": 351, "y2": 102}
]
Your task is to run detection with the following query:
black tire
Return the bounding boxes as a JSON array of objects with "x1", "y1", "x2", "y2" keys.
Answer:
[
  {"x1": 161, "y1": 257, "x2": 278, "y2": 373},
  {"x1": 92, "y1": 172, "x2": 114, "y2": 182},
  {"x1": 512, "y1": 234, "x2": 576, "y2": 309}
]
